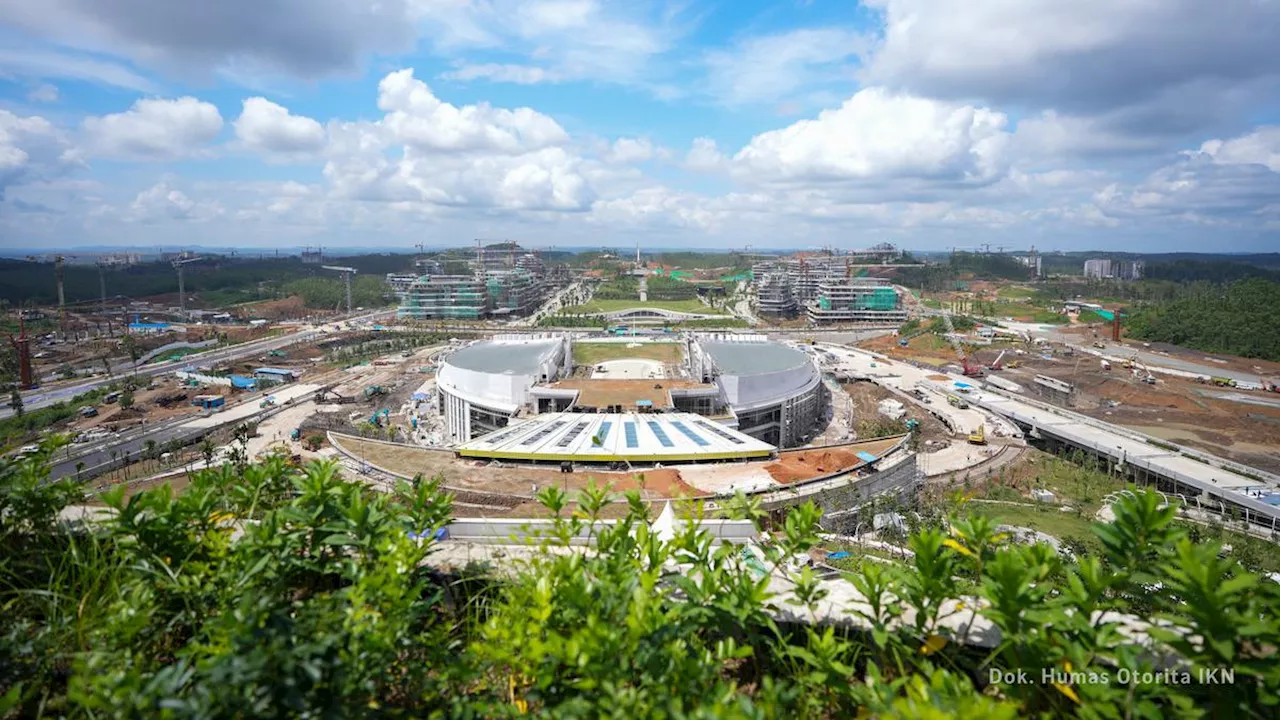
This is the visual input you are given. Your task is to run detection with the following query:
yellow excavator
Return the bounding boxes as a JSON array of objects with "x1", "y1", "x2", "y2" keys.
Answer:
[{"x1": 967, "y1": 424, "x2": 987, "y2": 445}]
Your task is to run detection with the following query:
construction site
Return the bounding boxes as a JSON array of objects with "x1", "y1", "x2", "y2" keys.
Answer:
[
  {"x1": 750, "y1": 245, "x2": 912, "y2": 324},
  {"x1": 865, "y1": 308, "x2": 1280, "y2": 475}
]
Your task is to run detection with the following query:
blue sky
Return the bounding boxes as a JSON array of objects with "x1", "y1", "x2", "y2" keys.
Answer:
[{"x1": 2, "y1": 0, "x2": 1279, "y2": 252}]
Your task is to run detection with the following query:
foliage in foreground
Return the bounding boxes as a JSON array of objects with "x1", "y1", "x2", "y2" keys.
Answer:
[{"x1": 1, "y1": 441, "x2": 1278, "y2": 718}]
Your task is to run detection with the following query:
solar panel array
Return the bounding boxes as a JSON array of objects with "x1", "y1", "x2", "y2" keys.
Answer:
[{"x1": 459, "y1": 412, "x2": 773, "y2": 461}]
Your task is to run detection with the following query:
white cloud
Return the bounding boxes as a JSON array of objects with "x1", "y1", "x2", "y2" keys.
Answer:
[
  {"x1": 82, "y1": 97, "x2": 223, "y2": 160},
  {"x1": 440, "y1": 63, "x2": 557, "y2": 85},
  {"x1": 1196, "y1": 126, "x2": 1280, "y2": 172},
  {"x1": 863, "y1": 0, "x2": 1280, "y2": 115},
  {"x1": 606, "y1": 137, "x2": 655, "y2": 164},
  {"x1": 413, "y1": 0, "x2": 679, "y2": 90},
  {"x1": 126, "y1": 180, "x2": 222, "y2": 222},
  {"x1": 684, "y1": 137, "x2": 725, "y2": 173},
  {"x1": 233, "y1": 97, "x2": 325, "y2": 158},
  {"x1": 0, "y1": 110, "x2": 80, "y2": 197},
  {"x1": 319, "y1": 69, "x2": 592, "y2": 212},
  {"x1": 704, "y1": 28, "x2": 866, "y2": 106},
  {"x1": 27, "y1": 84, "x2": 59, "y2": 103},
  {"x1": 733, "y1": 88, "x2": 1011, "y2": 187},
  {"x1": 376, "y1": 69, "x2": 568, "y2": 154},
  {"x1": 0, "y1": 48, "x2": 161, "y2": 93}
]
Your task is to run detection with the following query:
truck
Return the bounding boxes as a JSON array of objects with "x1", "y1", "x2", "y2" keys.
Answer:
[
  {"x1": 1211, "y1": 376, "x2": 1236, "y2": 388},
  {"x1": 947, "y1": 394, "x2": 969, "y2": 409},
  {"x1": 363, "y1": 385, "x2": 388, "y2": 399}
]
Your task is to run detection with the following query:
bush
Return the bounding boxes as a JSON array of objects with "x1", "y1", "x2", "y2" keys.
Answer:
[{"x1": 1, "y1": 444, "x2": 1277, "y2": 716}]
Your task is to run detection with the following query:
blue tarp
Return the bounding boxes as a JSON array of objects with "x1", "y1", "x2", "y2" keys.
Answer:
[
  {"x1": 954, "y1": 382, "x2": 972, "y2": 388},
  {"x1": 635, "y1": 399, "x2": 654, "y2": 407},
  {"x1": 826, "y1": 551, "x2": 851, "y2": 560},
  {"x1": 411, "y1": 392, "x2": 428, "y2": 401},
  {"x1": 855, "y1": 451, "x2": 879, "y2": 463},
  {"x1": 230, "y1": 375, "x2": 256, "y2": 389}
]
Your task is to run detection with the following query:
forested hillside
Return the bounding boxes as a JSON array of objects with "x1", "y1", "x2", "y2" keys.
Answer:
[{"x1": 1125, "y1": 278, "x2": 1280, "y2": 361}]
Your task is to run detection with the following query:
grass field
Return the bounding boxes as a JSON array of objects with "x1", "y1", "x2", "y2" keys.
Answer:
[
  {"x1": 561, "y1": 298, "x2": 728, "y2": 315},
  {"x1": 571, "y1": 342, "x2": 683, "y2": 365},
  {"x1": 961, "y1": 502, "x2": 1102, "y2": 552}
]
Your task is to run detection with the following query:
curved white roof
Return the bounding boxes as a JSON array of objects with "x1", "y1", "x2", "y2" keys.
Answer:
[{"x1": 445, "y1": 339, "x2": 561, "y2": 374}]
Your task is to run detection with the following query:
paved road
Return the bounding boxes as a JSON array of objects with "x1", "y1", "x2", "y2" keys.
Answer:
[
  {"x1": 49, "y1": 382, "x2": 322, "y2": 481},
  {"x1": 1049, "y1": 335, "x2": 1269, "y2": 385},
  {"x1": 4, "y1": 308, "x2": 394, "y2": 420}
]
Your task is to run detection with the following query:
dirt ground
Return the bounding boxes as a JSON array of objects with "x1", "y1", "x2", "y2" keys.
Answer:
[
  {"x1": 548, "y1": 377, "x2": 712, "y2": 408},
  {"x1": 334, "y1": 434, "x2": 904, "y2": 499},
  {"x1": 1000, "y1": 355, "x2": 1280, "y2": 474},
  {"x1": 841, "y1": 381, "x2": 950, "y2": 444},
  {"x1": 763, "y1": 437, "x2": 903, "y2": 484}
]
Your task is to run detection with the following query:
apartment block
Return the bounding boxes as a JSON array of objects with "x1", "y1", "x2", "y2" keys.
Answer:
[
  {"x1": 1084, "y1": 258, "x2": 1144, "y2": 280},
  {"x1": 756, "y1": 272, "x2": 797, "y2": 317}
]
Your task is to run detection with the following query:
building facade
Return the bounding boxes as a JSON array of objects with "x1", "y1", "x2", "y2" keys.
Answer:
[
  {"x1": 807, "y1": 279, "x2": 907, "y2": 325},
  {"x1": 436, "y1": 336, "x2": 572, "y2": 442},
  {"x1": 686, "y1": 334, "x2": 827, "y2": 448},
  {"x1": 397, "y1": 275, "x2": 489, "y2": 320},
  {"x1": 1084, "y1": 258, "x2": 1144, "y2": 280}
]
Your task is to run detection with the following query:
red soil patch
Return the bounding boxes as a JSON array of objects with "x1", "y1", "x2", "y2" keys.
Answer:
[{"x1": 764, "y1": 448, "x2": 864, "y2": 484}]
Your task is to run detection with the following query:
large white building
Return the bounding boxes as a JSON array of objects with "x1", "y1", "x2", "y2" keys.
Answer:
[
  {"x1": 685, "y1": 334, "x2": 827, "y2": 447},
  {"x1": 1084, "y1": 258, "x2": 1144, "y2": 280},
  {"x1": 436, "y1": 335, "x2": 571, "y2": 442}
]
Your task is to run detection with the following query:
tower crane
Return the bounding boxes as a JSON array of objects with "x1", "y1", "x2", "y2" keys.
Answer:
[
  {"x1": 172, "y1": 255, "x2": 204, "y2": 317},
  {"x1": 323, "y1": 265, "x2": 358, "y2": 314}
]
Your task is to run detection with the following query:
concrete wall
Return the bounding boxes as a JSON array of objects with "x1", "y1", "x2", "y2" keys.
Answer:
[{"x1": 761, "y1": 455, "x2": 922, "y2": 530}]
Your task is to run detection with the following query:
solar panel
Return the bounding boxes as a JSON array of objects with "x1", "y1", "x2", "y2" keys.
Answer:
[
  {"x1": 593, "y1": 421, "x2": 612, "y2": 446},
  {"x1": 647, "y1": 422, "x2": 674, "y2": 448},
  {"x1": 694, "y1": 420, "x2": 743, "y2": 445},
  {"x1": 521, "y1": 420, "x2": 566, "y2": 446},
  {"x1": 556, "y1": 421, "x2": 590, "y2": 448},
  {"x1": 482, "y1": 421, "x2": 538, "y2": 445},
  {"x1": 670, "y1": 421, "x2": 709, "y2": 447},
  {"x1": 624, "y1": 423, "x2": 638, "y2": 448}
]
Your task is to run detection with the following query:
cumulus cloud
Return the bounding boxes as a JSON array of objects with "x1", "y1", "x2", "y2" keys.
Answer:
[
  {"x1": 376, "y1": 69, "x2": 568, "y2": 154},
  {"x1": 606, "y1": 137, "x2": 655, "y2": 164},
  {"x1": 319, "y1": 69, "x2": 592, "y2": 212},
  {"x1": 82, "y1": 97, "x2": 223, "y2": 160},
  {"x1": 0, "y1": 0, "x2": 418, "y2": 79},
  {"x1": 233, "y1": 98, "x2": 325, "y2": 158},
  {"x1": 1196, "y1": 126, "x2": 1280, "y2": 172},
  {"x1": 733, "y1": 88, "x2": 1011, "y2": 188},
  {"x1": 863, "y1": 0, "x2": 1280, "y2": 114},
  {"x1": 126, "y1": 180, "x2": 222, "y2": 222},
  {"x1": 0, "y1": 110, "x2": 80, "y2": 197},
  {"x1": 684, "y1": 137, "x2": 725, "y2": 173},
  {"x1": 1094, "y1": 129, "x2": 1280, "y2": 224}
]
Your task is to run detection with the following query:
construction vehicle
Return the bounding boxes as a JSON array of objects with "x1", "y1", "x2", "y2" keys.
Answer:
[
  {"x1": 1092, "y1": 341, "x2": 1106, "y2": 349},
  {"x1": 989, "y1": 349, "x2": 1007, "y2": 371},
  {"x1": 905, "y1": 418, "x2": 920, "y2": 431},
  {"x1": 268, "y1": 350, "x2": 288, "y2": 358},
  {"x1": 1101, "y1": 359, "x2": 1111, "y2": 371},
  {"x1": 947, "y1": 394, "x2": 969, "y2": 409},
  {"x1": 364, "y1": 385, "x2": 388, "y2": 399},
  {"x1": 1211, "y1": 376, "x2": 1236, "y2": 388},
  {"x1": 938, "y1": 310, "x2": 984, "y2": 377},
  {"x1": 967, "y1": 424, "x2": 987, "y2": 445},
  {"x1": 1262, "y1": 379, "x2": 1280, "y2": 393},
  {"x1": 1005, "y1": 360, "x2": 1020, "y2": 369}
]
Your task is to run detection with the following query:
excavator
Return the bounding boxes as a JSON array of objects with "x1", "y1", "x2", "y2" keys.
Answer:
[{"x1": 968, "y1": 424, "x2": 987, "y2": 445}]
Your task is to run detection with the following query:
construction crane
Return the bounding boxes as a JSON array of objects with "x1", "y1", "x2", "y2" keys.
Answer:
[
  {"x1": 27, "y1": 254, "x2": 75, "y2": 330},
  {"x1": 172, "y1": 255, "x2": 203, "y2": 317},
  {"x1": 989, "y1": 349, "x2": 1008, "y2": 371},
  {"x1": 7, "y1": 313, "x2": 36, "y2": 389},
  {"x1": 939, "y1": 309, "x2": 983, "y2": 377},
  {"x1": 96, "y1": 261, "x2": 109, "y2": 313},
  {"x1": 323, "y1": 265, "x2": 358, "y2": 314}
]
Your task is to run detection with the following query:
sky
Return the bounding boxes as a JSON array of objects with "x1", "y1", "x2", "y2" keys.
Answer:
[{"x1": 1, "y1": 0, "x2": 1279, "y2": 253}]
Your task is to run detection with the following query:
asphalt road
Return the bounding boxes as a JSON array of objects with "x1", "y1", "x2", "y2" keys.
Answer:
[{"x1": 3, "y1": 308, "x2": 394, "y2": 421}]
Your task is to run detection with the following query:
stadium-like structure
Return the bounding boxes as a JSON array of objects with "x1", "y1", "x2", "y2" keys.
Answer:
[{"x1": 435, "y1": 333, "x2": 828, "y2": 463}]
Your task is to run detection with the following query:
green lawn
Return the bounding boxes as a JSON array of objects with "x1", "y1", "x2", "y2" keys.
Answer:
[
  {"x1": 572, "y1": 342, "x2": 683, "y2": 365},
  {"x1": 995, "y1": 285, "x2": 1038, "y2": 300},
  {"x1": 962, "y1": 503, "x2": 1102, "y2": 553},
  {"x1": 561, "y1": 298, "x2": 728, "y2": 315}
]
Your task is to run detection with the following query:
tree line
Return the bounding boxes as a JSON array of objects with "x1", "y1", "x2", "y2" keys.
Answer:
[{"x1": 1124, "y1": 277, "x2": 1280, "y2": 361}]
